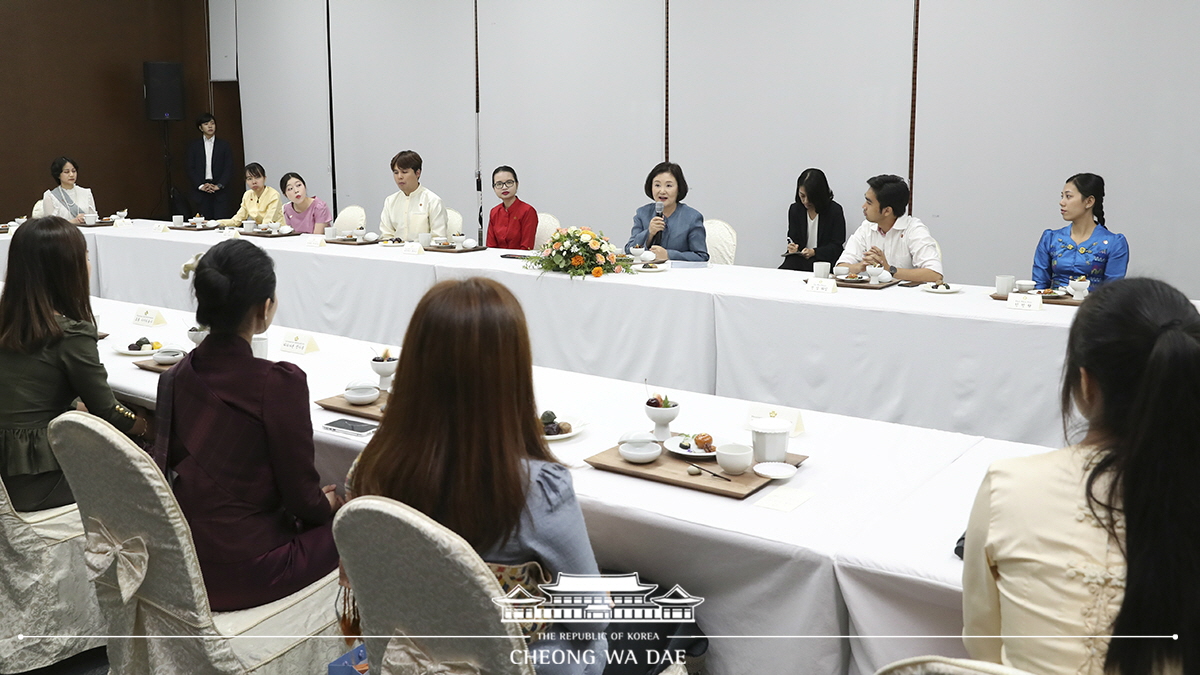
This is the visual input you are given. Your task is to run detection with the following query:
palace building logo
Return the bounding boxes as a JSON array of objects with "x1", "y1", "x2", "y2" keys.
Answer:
[{"x1": 491, "y1": 572, "x2": 703, "y2": 623}]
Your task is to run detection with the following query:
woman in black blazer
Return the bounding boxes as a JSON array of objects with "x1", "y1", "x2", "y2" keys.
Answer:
[{"x1": 779, "y1": 168, "x2": 845, "y2": 271}]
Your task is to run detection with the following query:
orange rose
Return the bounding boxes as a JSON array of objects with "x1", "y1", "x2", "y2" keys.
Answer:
[
  {"x1": 589, "y1": 240, "x2": 601, "y2": 250},
  {"x1": 592, "y1": 266, "x2": 604, "y2": 277},
  {"x1": 607, "y1": 253, "x2": 617, "y2": 263},
  {"x1": 571, "y1": 255, "x2": 585, "y2": 267},
  {"x1": 553, "y1": 241, "x2": 562, "y2": 250},
  {"x1": 595, "y1": 253, "x2": 605, "y2": 263}
]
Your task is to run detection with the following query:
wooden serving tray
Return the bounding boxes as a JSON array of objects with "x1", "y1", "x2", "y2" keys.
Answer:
[
  {"x1": 327, "y1": 238, "x2": 379, "y2": 246},
  {"x1": 77, "y1": 220, "x2": 115, "y2": 228},
  {"x1": 133, "y1": 359, "x2": 173, "y2": 373},
  {"x1": 585, "y1": 446, "x2": 808, "y2": 499},
  {"x1": 169, "y1": 224, "x2": 219, "y2": 232},
  {"x1": 423, "y1": 245, "x2": 488, "y2": 253},
  {"x1": 316, "y1": 392, "x2": 389, "y2": 421},
  {"x1": 835, "y1": 278, "x2": 901, "y2": 290},
  {"x1": 990, "y1": 292, "x2": 1082, "y2": 307},
  {"x1": 240, "y1": 230, "x2": 301, "y2": 238}
]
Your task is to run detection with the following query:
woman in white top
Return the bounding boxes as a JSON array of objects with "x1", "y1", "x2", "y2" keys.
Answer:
[
  {"x1": 41, "y1": 157, "x2": 96, "y2": 223},
  {"x1": 963, "y1": 277, "x2": 1197, "y2": 675}
]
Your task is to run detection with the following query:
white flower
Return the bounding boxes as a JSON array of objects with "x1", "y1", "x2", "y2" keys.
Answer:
[{"x1": 580, "y1": 233, "x2": 592, "y2": 243}]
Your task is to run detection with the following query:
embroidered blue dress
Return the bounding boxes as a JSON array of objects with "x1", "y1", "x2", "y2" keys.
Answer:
[{"x1": 1032, "y1": 224, "x2": 1128, "y2": 290}]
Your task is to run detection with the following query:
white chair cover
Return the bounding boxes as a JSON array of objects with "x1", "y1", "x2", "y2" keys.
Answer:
[
  {"x1": 334, "y1": 205, "x2": 366, "y2": 236},
  {"x1": 0, "y1": 479, "x2": 103, "y2": 672},
  {"x1": 535, "y1": 213, "x2": 561, "y2": 249},
  {"x1": 876, "y1": 655, "x2": 1037, "y2": 675},
  {"x1": 447, "y1": 208, "x2": 464, "y2": 236},
  {"x1": 333, "y1": 496, "x2": 533, "y2": 675},
  {"x1": 47, "y1": 411, "x2": 342, "y2": 675},
  {"x1": 703, "y1": 219, "x2": 737, "y2": 265},
  {"x1": 31, "y1": 199, "x2": 45, "y2": 219}
]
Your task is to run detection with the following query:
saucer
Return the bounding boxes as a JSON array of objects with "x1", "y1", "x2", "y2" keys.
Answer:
[{"x1": 753, "y1": 462, "x2": 798, "y2": 480}]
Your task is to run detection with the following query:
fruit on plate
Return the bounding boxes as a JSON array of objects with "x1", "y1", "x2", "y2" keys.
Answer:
[
  {"x1": 127, "y1": 337, "x2": 153, "y2": 351},
  {"x1": 693, "y1": 433, "x2": 714, "y2": 452},
  {"x1": 540, "y1": 410, "x2": 557, "y2": 424},
  {"x1": 645, "y1": 394, "x2": 676, "y2": 408},
  {"x1": 556, "y1": 421, "x2": 572, "y2": 435}
]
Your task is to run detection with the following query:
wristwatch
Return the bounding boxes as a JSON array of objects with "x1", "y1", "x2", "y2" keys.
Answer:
[{"x1": 889, "y1": 265, "x2": 897, "y2": 275}]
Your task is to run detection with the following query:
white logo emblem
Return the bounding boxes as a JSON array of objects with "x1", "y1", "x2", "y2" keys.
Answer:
[{"x1": 492, "y1": 572, "x2": 703, "y2": 623}]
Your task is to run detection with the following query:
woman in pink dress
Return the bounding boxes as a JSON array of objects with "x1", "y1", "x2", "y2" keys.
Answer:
[{"x1": 280, "y1": 172, "x2": 332, "y2": 234}]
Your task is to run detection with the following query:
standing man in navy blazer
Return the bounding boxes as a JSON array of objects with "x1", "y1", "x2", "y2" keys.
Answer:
[{"x1": 186, "y1": 113, "x2": 234, "y2": 219}]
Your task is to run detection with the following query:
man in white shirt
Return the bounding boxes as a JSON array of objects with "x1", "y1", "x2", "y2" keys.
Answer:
[
  {"x1": 836, "y1": 174, "x2": 943, "y2": 282},
  {"x1": 185, "y1": 113, "x2": 234, "y2": 219},
  {"x1": 379, "y1": 150, "x2": 449, "y2": 240}
]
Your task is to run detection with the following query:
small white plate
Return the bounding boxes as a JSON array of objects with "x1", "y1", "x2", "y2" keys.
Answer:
[
  {"x1": 664, "y1": 435, "x2": 719, "y2": 459},
  {"x1": 753, "y1": 462, "x2": 798, "y2": 480},
  {"x1": 836, "y1": 274, "x2": 869, "y2": 283},
  {"x1": 636, "y1": 263, "x2": 669, "y2": 273},
  {"x1": 921, "y1": 283, "x2": 961, "y2": 294},
  {"x1": 379, "y1": 240, "x2": 407, "y2": 247},
  {"x1": 1027, "y1": 288, "x2": 1067, "y2": 297},
  {"x1": 544, "y1": 417, "x2": 584, "y2": 441},
  {"x1": 114, "y1": 346, "x2": 160, "y2": 356}
]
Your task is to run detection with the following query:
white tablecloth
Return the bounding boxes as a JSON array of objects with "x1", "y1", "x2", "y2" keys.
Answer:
[
  {"x1": 88, "y1": 295, "x2": 989, "y2": 675},
  {"x1": 71, "y1": 221, "x2": 1078, "y2": 445},
  {"x1": 833, "y1": 438, "x2": 1050, "y2": 675}
]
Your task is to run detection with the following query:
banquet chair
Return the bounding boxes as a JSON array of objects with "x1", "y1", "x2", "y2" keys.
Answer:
[
  {"x1": 0, "y1": 478, "x2": 104, "y2": 673},
  {"x1": 334, "y1": 496, "x2": 533, "y2": 675},
  {"x1": 31, "y1": 199, "x2": 45, "y2": 218},
  {"x1": 535, "y1": 212, "x2": 560, "y2": 249},
  {"x1": 703, "y1": 219, "x2": 737, "y2": 264},
  {"x1": 334, "y1": 204, "x2": 366, "y2": 236},
  {"x1": 47, "y1": 411, "x2": 343, "y2": 675},
  {"x1": 876, "y1": 655, "x2": 1036, "y2": 675},
  {"x1": 447, "y1": 207, "x2": 464, "y2": 236}
]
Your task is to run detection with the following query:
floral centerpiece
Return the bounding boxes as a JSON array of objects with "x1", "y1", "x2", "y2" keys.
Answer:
[{"x1": 524, "y1": 227, "x2": 634, "y2": 278}]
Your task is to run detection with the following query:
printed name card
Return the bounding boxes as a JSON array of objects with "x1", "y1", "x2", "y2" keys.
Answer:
[
  {"x1": 806, "y1": 277, "x2": 837, "y2": 294},
  {"x1": 401, "y1": 242, "x2": 425, "y2": 255},
  {"x1": 222, "y1": 228, "x2": 241, "y2": 239},
  {"x1": 1006, "y1": 293, "x2": 1044, "y2": 311},
  {"x1": 280, "y1": 333, "x2": 320, "y2": 355},
  {"x1": 153, "y1": 222, "x2": 170, "y2": 233},
  {"x1": 745, "y1": 404, "x2": 805, "y2": 435},
  {"x1": 112, "y1": 218, "x2": 129, "y2": 228},
  {"x1": 306, "y1": 235, "x2": 327, "y2": 247},
  {"x1": 132, "y1": 307, "x2": 167, "y2": 327}
]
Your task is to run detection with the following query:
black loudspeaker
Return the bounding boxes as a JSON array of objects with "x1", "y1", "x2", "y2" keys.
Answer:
[{"x1": 144, "y1": 62, "x2": 184, "y2": 121}]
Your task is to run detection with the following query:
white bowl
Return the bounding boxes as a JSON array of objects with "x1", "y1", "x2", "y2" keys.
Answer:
[
  {"x1": 279, "y1": 224, "x2": 294, "y2": 235},
  {"x1": 715, "y1": 443, "x2": 754, "y2": 475},
  {"x1": 364, "y1": 231, "x2": 379, "y2": 242},
  {"x1": 644, "y1": 402, "x2": 680, "y2": 425},
  {"x1": 461, "y1": 238, "x2": 478, "y2": 249},
  {"x1": 640, "y1": 251, "x2": 657, "y2": 262},
  {"x1": 344, "y1": 386, "x2": 381, "y2": 406},
  {"x1": 186, "y1": 329, "x2": 208, "y2": 345},
  {"x1": 152, "y1": 348, "x2": 185, "y2": 365},
  {"x1": 369, "y1": 357, "x2": 398, "y2": 376},
  {"x1": 618, "y1": 441, "x2": 662, "y2": 464},
  {"x1": 1015, "y1": 279, "x2": 1036, "y2": 293}
]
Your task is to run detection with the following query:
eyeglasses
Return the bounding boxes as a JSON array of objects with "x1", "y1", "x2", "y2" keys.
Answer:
[{"x1": 493, "y1": 180, "x2": 516, "y2": 189}]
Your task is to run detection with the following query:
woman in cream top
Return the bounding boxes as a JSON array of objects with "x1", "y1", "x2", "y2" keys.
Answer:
[
  {"x1": 42, "y1": 156, "x2": 96, "y2": 223},
  {"x1": 963, "y1": 277, "x2": 1195, "y2": 675},
  {"x1": 219, "y1": 162, "x2": 283, "y2": 227}
]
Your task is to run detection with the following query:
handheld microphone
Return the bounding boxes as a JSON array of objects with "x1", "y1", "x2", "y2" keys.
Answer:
[{"x1": 650, "y1": 201, "x2": 665, "y2": 247}]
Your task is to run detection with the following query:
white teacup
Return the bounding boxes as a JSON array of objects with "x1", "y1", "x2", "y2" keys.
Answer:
[
  {"x1": 716, "y1": 444, "x2": 754, "y2": 476},
  {"x1": 1015, "y1": 279, "x2": 1036, "y2": 293},
  {"x1": 813, "y1": 261, "x2": 831, "y2": 279},
  {"x1": 84, "y1": 213, "x2": 98, "y2": 225},
  {"x1": 833, "y1": 265, "x2": 849, "y2": 277},
  {"x1": 251, "y1": 335, "x2": 268, "y2": 359},
  {"x1": 172, "y1": 214, "x2": 183, "y2": 226},
  {"x1": 418, "y1": 232, "x2": 433, "y2": 247},
  {"x1": 995, "y1": 275, "x2": 1016, "y2": 296},
  {"x1": 242, "y1": 220, "x2": 256, "y2": 233}
]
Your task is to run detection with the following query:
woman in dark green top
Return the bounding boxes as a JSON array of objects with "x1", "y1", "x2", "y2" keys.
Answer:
[{"x1": 0, "y1": 216, "x2": 150, "y2": 511}]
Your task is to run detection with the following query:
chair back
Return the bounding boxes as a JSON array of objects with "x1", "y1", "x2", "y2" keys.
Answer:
[
  {"x1": 333, "y1": 204, "x2": 366, "y2": 235},
  {"x1": 32, "y1": 199, "x2": 45, "y2": 218},
  {"x1": 703, "y1": 219, "x2": 737, "y2": 264},
  {"x1": 334, "y1": 496, "x2": 532, "y2": 675},
  {"x1": 48, "y1": 411, "x2": 236, "y2": 672},
  {"x1": 534, "y1": 213, "x2": 560, "y2": 249},
  {"x1": 446, "y1": 207, "x2": 464, "y2": 236},
  {"x1": 877, "y1": 655, "x2": 1037, "y2": 675}
]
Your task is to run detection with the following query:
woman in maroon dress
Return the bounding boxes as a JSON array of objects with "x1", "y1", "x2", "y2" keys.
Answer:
[{"x1": 154, "y1": 239, "x2": 340, "y2": 611}]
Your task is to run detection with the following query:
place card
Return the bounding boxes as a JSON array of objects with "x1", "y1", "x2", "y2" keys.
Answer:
[
  {"x1": 401, "y1": 242, "x2": 425, "y2": 255},
  {"x1": 221, "y1": 228, "x2": 241, "y2": 239},
  {"x1": 280, "y1": 332, "x2": 320, "y2": 355},
  {"x1": 132, "y1": 307, "x2": 167, "y2": 327},
  {"x1": 806, "y1": 277, "x2": 837, "y2": 294},
  {"x1": 306, "y1": 235, "x2": 327, "y2": 247},
  {"x1": 1006, "y1": 293, "x2": 1043, "y2": 311},
  {"x1": 152, "y1": 222, "x2": 170, "y2": 233},
  {"x1": 754, "y1": 486, "x2": 814, "y2": 512},
  {"x1": 112, "y1": 218, "x2": 130, "y2": 228},
  {"x1": 745, "y1": 404, "x2": 805, "y2": 435}
]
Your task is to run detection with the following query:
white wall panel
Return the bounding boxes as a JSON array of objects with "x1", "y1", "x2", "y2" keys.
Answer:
[
  {"x1": 915, "y1": 1, "x2": 1200, "y2": 294},
  {"x1": 208, "y1": 0, "x2": 238, "y2": 82},
  {"x1": 671, "y1": 0, "x2": 914, "y2": 267},
  {"x1": 236, "y1": 0, "x2": 334, "y2": 209},
  {"x1": 478, "y1": 1, "x2": 664, "y2": 244},
  {"x1": 328, "y1": 0, "x2": 476, "y2": 233}
]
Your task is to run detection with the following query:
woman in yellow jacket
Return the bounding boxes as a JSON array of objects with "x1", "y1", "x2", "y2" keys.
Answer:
[{"x1": 219, "y1": 163, "x2": 283, "y2": 227}]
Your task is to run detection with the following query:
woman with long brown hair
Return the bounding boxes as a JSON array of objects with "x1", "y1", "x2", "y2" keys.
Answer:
[
  {"x1": 0, "y1": 217, "x2": 149, "y2": 510},
  {"x1": 350, "y1": 277, "x2": 605, "y2": 674}
]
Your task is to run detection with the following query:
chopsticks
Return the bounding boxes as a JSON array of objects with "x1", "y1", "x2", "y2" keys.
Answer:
[{"x1": 688, "y1": 462, "x2": 732, "y2": 482}]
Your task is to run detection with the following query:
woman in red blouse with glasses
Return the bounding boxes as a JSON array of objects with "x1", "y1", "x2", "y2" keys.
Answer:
[{"x1": 486, "y1": 166, "x2": 539, "y2": 250}]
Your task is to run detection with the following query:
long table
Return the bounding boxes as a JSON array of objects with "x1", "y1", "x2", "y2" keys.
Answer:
[
  {"x1": 3, "y1": 220, "x2": 1080, "y2": 446},
  {"x1": 88, "y1": 294, "x2": 1029, "y2": 675}
]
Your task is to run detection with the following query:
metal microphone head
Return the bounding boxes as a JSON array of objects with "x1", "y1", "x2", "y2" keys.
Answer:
[{"x1": 654, "y1": 201, "x2": 664, "y2": 217}]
